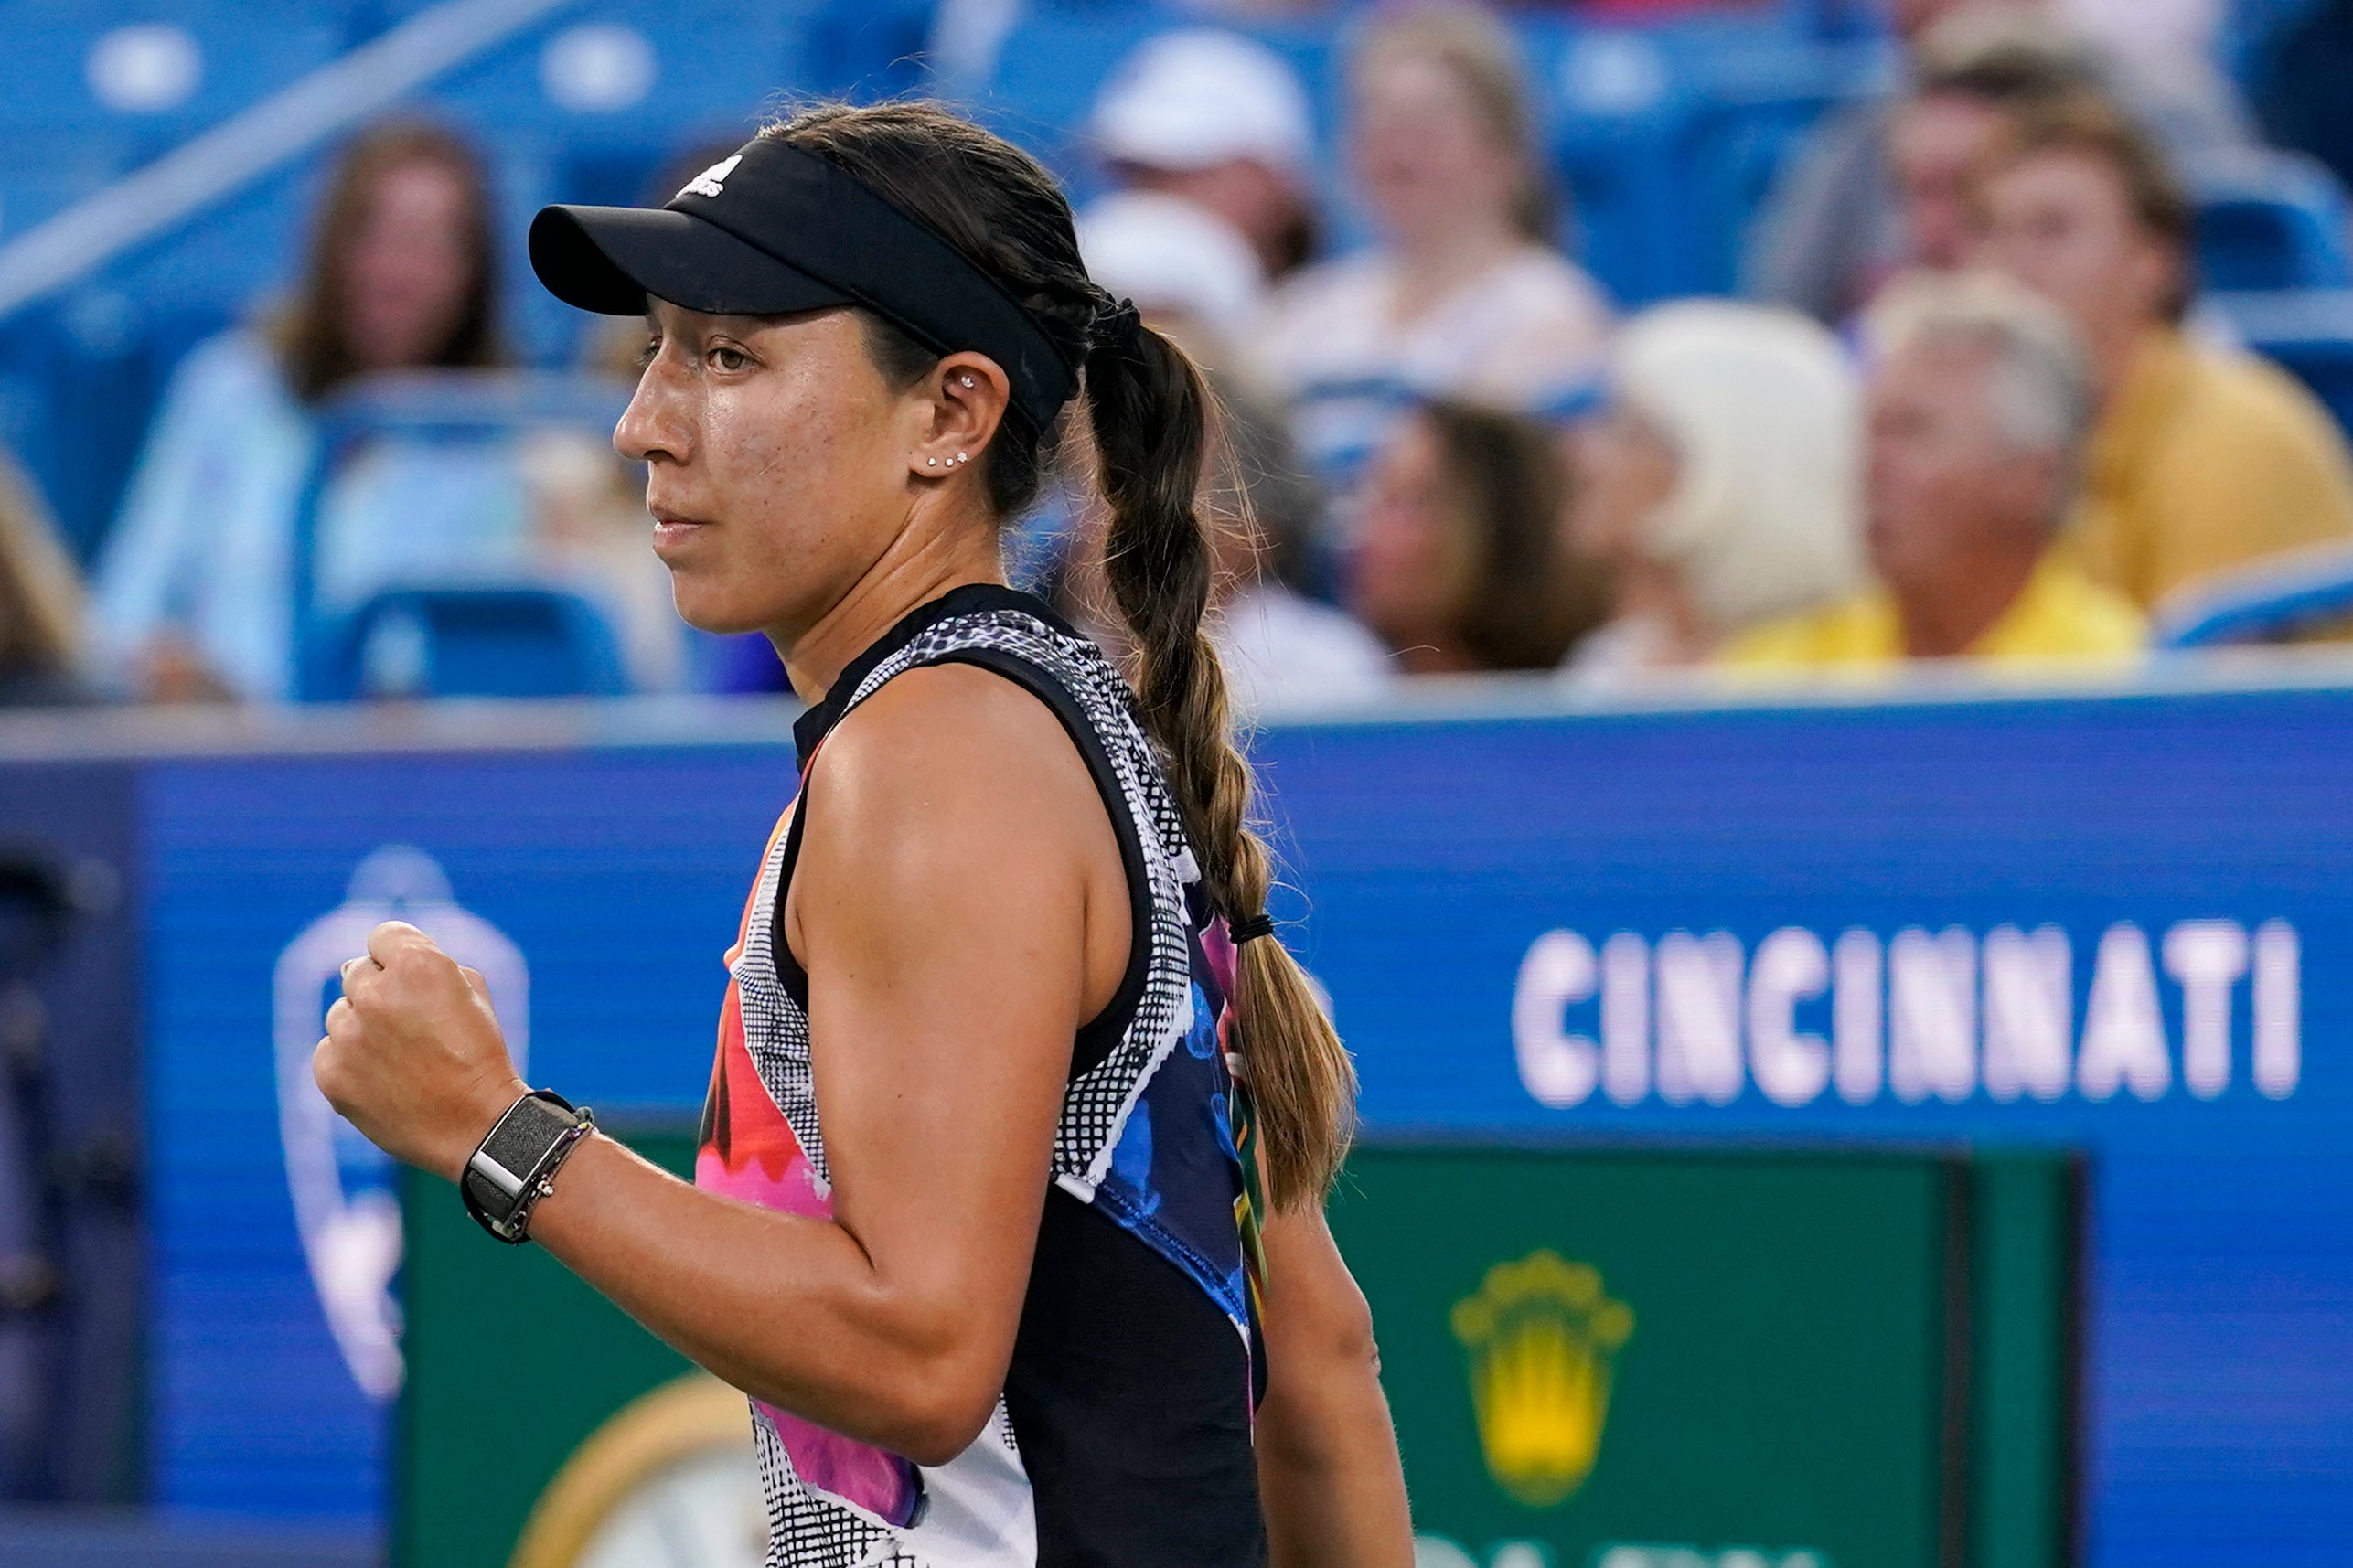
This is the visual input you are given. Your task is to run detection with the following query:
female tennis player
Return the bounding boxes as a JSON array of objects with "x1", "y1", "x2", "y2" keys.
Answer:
[{"x1": 313, "y1": 102, "x2": 1414, "y2": 1567}]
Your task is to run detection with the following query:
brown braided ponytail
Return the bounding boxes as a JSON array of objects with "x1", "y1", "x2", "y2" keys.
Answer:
[{"x1": 767, "y1": 101, "x2": 1357, "y2": 1210}]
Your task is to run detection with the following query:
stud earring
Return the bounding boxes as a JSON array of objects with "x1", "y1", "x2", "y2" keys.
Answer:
[
  {"x1": 926, "y1": 457, "x2": 937, "y2": 467},
  {"x1": 958, "y1": 374, "x2": 976, "y2": 389},
  {"x1": 956, "y1": 451, "x2": 968, "y2": 463}
]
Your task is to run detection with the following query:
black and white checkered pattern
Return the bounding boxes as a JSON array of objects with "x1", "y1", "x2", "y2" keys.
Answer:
[
  {"x1": 752, "y1": 1410, "x2": 920, "y2": 1568},
  {"x1": 733, "y1": 802, "x2": 831, "y2": 1191},
  {"x1": 730, "y1": 605, "x2": 1203, "y2": 1566}
]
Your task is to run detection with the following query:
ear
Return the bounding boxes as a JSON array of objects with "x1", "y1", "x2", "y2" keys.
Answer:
[{"x1": 909, "y1": 351, "x2": 1012, "y2": 485}]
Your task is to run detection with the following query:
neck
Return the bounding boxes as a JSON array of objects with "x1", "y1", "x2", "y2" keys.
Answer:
[
  {"x1": 2091, "y1": 318, "x2": 2162, "y2": 407},
  {"x1": 1389, "y1": 219, "x2": 1520, "y2": 317},
  {"x1": 775, "y1": 503, "x2": 1004, "y2": 702},
  {"x1": 1611, "y1": 557, "x2": 1717, "y2": 664},
  {"x1": 1889, "y1": 542, "x2": 2041, "y2": 658}
]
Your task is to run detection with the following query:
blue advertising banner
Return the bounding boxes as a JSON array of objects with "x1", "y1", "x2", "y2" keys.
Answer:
[{"x1": 128, "y1": 680, "x2": 2353, "y2": 1567}]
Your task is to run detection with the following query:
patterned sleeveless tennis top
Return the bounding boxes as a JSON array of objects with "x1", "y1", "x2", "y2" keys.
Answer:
[{"x1": 694, "y1": 585, "x2": 1266, "y2": 1567}]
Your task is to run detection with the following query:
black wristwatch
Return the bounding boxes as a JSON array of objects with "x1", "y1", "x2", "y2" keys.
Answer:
[{"x1": 461, "y1": 1089, "x2": 595, "y2": 1244}]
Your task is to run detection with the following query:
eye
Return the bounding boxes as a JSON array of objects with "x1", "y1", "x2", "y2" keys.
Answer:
[
  {"x1": 635, "y1": 333, "x2": 661, "y2": 371},
  {"x1": 708, "y1": 345, "x2": 752, "y2": 373}
]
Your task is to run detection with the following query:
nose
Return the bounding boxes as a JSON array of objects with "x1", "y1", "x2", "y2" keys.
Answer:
[{"x1": 614, "y1": 359, "x2": 689, "y2": 467}]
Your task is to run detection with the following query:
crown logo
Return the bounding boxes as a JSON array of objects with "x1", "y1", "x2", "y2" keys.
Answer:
[{"x1": 1450, "y1": 1250, "x2": 1634, "y2": 1509}]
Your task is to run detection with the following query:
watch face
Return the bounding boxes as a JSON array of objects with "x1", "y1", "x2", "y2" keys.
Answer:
[{"x1": 571, "y1": 1443, "x2": 767, "y2": 1568}]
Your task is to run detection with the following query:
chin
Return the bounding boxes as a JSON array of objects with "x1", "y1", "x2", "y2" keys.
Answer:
[{"x1": 667, "y1": 578, "x2": 765, "y2": 638}]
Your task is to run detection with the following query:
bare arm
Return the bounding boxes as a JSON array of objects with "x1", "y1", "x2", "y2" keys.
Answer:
[
  {"x1": 316, "y1": 666, "x2": 1125, "y2": 1464},
  {"x1": 1255, "y1": 1200, "x2": 1416, "y2": 1568}
]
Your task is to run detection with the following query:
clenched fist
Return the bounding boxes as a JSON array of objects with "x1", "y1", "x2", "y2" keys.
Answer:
[{"x1": 315, "y1": 921, "x2": 530, "y2": 1183}]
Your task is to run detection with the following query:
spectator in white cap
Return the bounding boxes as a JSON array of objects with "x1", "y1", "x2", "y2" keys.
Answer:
[
  {"x1": 1257, "y1": 4, "x2": 1612, "y2": 484},
  {"x1": 1075, "y1": 189, "x2": 1269, "y2": 374},
  {"x1": 1563, "y1": 301, "x2": 1866, "y2": 682},
  {"x1": 1091, "y1": 27, "x2": 1320, "y2": 281}
]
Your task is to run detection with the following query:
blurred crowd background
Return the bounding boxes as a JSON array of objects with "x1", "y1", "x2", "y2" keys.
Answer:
[{"x1": 3, "y1": 0, "x2": 2353, "y2": 720}]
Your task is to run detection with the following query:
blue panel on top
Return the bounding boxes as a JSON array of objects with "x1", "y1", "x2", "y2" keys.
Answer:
[
  {"x1": 135, "y1": 678, "x2": 2353, "y2": 1565},
  {"x1": 1248, "y1": 687, "x2": 2353, "y2": 1568}
]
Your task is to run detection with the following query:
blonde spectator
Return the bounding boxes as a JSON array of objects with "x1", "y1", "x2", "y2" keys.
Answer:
[
  {"x1": 1973, "y1": 96, "x2": 2353, "y2": 610},
  {"x1": 1565, "y1": 302, "x2": 1865, "y2": 681},
  {"x1": 0, "y1": 450, "x2": 89, "y2": 706},
  {"x1": 1259, "y1": 4, "x2": 1611, "y2": 477},
  {"x1": 1349, "y1": 400, "x2": 1607, "y2": 674},
  {"x1": 1729, "y1": 273, "x2": 2144, "y2": 668}
]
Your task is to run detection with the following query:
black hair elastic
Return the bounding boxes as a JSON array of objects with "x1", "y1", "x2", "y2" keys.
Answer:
[
  {"x1": 1229, "y1": 912, "x2": 1276, "y2": 944},
  {"x1": 1095, "y1": 295, "x2": 1144, "y2": 356}
]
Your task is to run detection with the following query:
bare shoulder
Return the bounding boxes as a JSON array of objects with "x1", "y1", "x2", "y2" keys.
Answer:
[{"x1": 800, "y1": 662, "x2": 1102, "y2": 869}]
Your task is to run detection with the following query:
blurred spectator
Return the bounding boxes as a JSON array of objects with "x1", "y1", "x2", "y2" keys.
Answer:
[
  {"x1": 0, "y1": 451, "x2": 91, "y2": 707},
  {"x1": 1076, "y1": 189, "x2": 1269, "y2": 375},
  {"x1": 517, "y1": 432, "x2": 687, "y2": 693},
  {"x1": 1728, "y1": 274, "x2": 2144, "y2": 667},
  {"x1": 1049, "y1": 379, "x2": 1391, "y2": 712},
  {"x1": 1259, "y1": 4, "x2": 1610, "y2": 479},
  {"x1": 1090, "y1": 28, "x2": 1321, "y2": 282},
  {"x1": 2251, "y1": 0, "x2": 2353, "y2": 220},
  {"x1": 1348, "y1": 399, "x2": 1606, "y2": 674},
  {"x1": 1208, "y1": 389, "x2": 1394, "y2": 712},
  {"x1": 1748, "y1": 3, "x2": 2248, "y2": 325},
  {"x1": 1015, "y1": 197, "x2": 1278, "y2": 621},
  {"x1": 1565, "y1": 303, "x2": 1864, "y2": 682},
  {"x1": 1888, "y1": 27, "x2": 2101, "y2": 285},
  {"x1": 91, "y1": 121, "x2": 516, "y2": 702},
  {"x1": 1973, "y1": 98, "x2": 2353, "y2": 609}
]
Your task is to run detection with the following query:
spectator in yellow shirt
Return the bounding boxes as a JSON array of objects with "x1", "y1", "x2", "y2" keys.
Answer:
[
  {"x1": 1729, "y1": 273, "x2": 2144, "y2": 669},
  {"x1": 1973, "y1": 95, "x2": 2353, "y2": 610}
]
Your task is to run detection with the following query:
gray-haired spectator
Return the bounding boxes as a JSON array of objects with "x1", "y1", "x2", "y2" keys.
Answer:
[
  {"x1": 1564, "y1": 302, "x2": 1864, "y2": 682},
  {"x1": 1090, "y1": 27, "x2": 1320, "y2": 281},
  {"x1": 1727, "y1": 272, "x2": 2144, "y2": 667},
  {"x1": 1258, "y1": 5, "x2": 1611, "y2": 480}
]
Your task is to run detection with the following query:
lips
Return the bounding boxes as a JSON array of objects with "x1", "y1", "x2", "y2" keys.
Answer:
[{"x1": 649, "y1": 512, "x2": 710, "y2": 556}]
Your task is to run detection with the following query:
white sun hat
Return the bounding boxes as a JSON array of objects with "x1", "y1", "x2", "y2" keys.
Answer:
[{"x1": 1090, "y1": 27, "x2": 1315, "y2": 179}]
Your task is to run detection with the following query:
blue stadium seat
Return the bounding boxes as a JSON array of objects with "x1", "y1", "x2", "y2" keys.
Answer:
[
  {"x1": 2190, "y1": 150, "x2": 2353, "y2": 292},
  {"x1": 2207, "y1": 288, "x2": 2353, "y2": 440},
  {"x1": 0, "y1": 5, "x2": 342, "y2": 144},
  {"x1": 312, "y1": 585, "x2": 629, "y2": 700},
  {"x1": 2154, "y1": 543, "x2": 2353, "y2": 646},
  {"x1": 1546, "y1": 20, "x2": 1891, "y2": 304},
  {"x1": 412, "y1": 0, "x2": 812, "y2": 362}
]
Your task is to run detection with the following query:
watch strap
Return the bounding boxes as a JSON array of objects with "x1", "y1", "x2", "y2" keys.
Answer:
[{"x1": 461, "y1": 1090, "x2": 594, "y2": 1244}]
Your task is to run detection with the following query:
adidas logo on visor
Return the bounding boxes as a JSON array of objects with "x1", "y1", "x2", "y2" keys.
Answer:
[{"x1": 679, "y1": 154, "x2": 741, "y2": 200}]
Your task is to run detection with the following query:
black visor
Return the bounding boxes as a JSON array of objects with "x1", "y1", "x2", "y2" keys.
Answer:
[{"x1": 529, "y1": 138, "x2": 1079, "y2": 428}]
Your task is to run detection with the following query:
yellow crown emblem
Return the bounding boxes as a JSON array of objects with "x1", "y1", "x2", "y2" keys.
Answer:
[{"x1": 1450, "y1": 1250, "x2": 1634, "y2": 1509}]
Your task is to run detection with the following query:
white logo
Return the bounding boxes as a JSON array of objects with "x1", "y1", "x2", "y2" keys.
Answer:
[
  {"x1": 1512, "y1": 917, "x2": 2300, "y2": 1113},
  {"x1": 273, "y1": 847, "x2": 529, "y2": 1401},
  {"x1": 679, "y1": 154, "x2": 741, "y2": 200}
]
